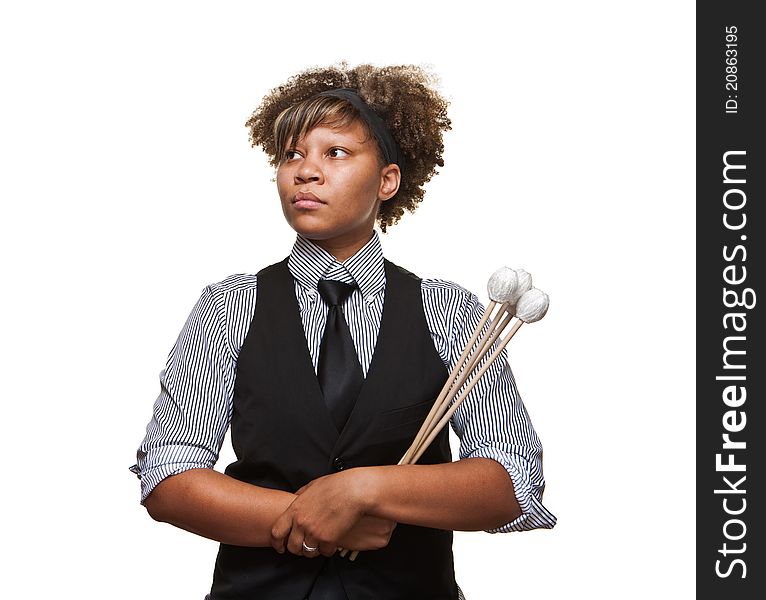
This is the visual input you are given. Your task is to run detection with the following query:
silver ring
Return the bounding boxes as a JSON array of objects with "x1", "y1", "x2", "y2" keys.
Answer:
[{"x1": 302, "y1": 541, "x2": 319, "y2": 553}]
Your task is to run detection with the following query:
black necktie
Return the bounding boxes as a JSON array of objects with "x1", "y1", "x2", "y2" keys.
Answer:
[{"x1": 317, "y1": 279, "x2": 364, "y2": 432}]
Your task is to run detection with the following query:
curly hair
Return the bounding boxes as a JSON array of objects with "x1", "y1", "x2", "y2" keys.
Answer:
[{"x1": 246, "y1": 62, "x2": 451, "y2": 231}]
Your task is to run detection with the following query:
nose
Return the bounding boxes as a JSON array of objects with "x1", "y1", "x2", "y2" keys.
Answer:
[{"x1": 294, "y1": 153, "x2": 323, "y2": 184}]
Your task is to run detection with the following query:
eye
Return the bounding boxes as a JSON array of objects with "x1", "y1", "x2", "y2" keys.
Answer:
[
  {"x1": 283, "y1": 149, "x2": 302, "y2": 162},
  {"x1": 327, "y1": 147, "x2": 349, "y2": 158}
]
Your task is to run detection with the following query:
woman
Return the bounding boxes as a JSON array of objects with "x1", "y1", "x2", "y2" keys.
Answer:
[{"x1": 131, "y1": 62, "x2": 556, "y2": 599}]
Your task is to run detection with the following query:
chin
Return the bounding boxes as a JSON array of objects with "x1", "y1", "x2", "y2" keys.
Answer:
[{"x1": 287, "y1": 222, "x2": 335, "y2": 242}]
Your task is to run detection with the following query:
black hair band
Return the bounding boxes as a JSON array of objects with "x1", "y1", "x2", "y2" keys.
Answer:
[{"x1": 318, "y1": 88, "x2": 405, "y2": 171}]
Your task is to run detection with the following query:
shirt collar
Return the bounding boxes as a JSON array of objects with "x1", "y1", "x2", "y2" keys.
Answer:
[{"x1": 288, "y1": 232, "x2": 386, "y2": 300}]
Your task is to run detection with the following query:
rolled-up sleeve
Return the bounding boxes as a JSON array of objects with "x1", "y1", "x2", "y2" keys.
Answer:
[
  {"x1": 423, "y1": 281, "x2": 557, "y2": 532},
  {"x1": 130, "y1": 283, "x2": 236, "y2": 504}
]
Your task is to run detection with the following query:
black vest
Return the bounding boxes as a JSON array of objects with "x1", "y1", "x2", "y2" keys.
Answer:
[{"x1": 209, "y1": 258, "x2": 458, "y2": 599}]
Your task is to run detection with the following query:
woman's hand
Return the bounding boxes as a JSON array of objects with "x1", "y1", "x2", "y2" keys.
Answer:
[
  {"x1": 270, "y1": 468, "x2": 394, "y2": 557},
  {"x1": 337, "y1": 515, "x2": 396, "y2": 553}
]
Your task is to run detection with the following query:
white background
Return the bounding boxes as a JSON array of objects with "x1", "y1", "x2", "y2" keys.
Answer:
[{"x1": 1, "y1": 1, "x2": 695, "y2": 598}]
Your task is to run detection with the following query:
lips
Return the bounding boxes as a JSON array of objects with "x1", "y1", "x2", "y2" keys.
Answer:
[{"x1": 293, "y1": 191, "x2": 325, "y2": 209}]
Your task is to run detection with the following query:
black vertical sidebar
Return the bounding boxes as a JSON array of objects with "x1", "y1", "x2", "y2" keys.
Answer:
[{"x1": 697, "y1": 4, "x2": 764, "y2": 597}]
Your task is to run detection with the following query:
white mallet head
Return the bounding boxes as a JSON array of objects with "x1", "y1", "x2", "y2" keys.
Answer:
[
  {"x1": 515, "y1": 287, "x2": 550, "y2": 323},
  {"x1": 487, "y1": 267, "x2": 519, "y2": 304},
  {"x1": 510, "y1": 269, "x2": 533, "y2": 305}
]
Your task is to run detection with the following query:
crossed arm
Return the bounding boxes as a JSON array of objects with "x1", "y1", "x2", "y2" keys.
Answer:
[
  {"x1": 140, "y1": 281, "x2": 546, "y2": 554},
  {"x1": 144, "y1": 457, "x2": 519, "y2": 556}
]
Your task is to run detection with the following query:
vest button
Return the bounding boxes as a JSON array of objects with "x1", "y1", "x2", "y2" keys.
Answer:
[{"x1": 333, "y1": 457, "x2": 345, "y2": 471}]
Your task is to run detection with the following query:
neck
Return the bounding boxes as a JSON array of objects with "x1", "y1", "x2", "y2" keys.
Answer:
[{"x1": 313, "y1": 232, "x2": 374, "y2": 263}]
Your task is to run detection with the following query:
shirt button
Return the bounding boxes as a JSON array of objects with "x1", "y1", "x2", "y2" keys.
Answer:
[
  {"x1": 365, "y1": 294, "x2": 375, "y2": 304},
  {"x1": 333, "y1": 457, "x2": 346, "y2": 471}
]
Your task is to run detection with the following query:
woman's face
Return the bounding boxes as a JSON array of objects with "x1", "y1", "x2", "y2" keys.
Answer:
[{"x1": 276, "y1": 119, "x2": 399, "y2": 261}]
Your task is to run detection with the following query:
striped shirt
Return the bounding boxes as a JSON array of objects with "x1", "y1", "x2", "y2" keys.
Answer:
[{"x1": 131, "y1": 232, "x2": 557, "y2": 533}]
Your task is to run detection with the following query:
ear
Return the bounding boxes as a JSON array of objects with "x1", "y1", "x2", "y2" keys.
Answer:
[{"x1": 378, "y1": 164, "x2": 401, "y2": 202}]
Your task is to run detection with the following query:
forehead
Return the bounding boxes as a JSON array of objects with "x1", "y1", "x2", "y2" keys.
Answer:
[{"x1": 292, "y1": 118, "x2": 373, "y2": 146}]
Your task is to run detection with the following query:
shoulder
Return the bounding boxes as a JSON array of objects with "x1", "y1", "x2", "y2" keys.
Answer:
[
  {"x1": 420, "y1": 277, "x2": 478, "y2": 306},
  {"x1": 385, "y1": 260, "x2": 477, "y2": 306},
  {"x1": 416, "y1": 277, "x2": 484, "y2": 354},
  {"x1": 192, "y1": 274, "x2": 261, "y2": 355},
  {"x1": 204, "y1": 258, "x2": 288, "y2": 297},
  {"x1": 420, "y1": 277, "x2": 482, "y2": 330},
  {"x1": 197, "y1": 274, "x2": 260, "y2": 324},
  {"x1": 207, "y1": 273, "x2": 259, "y2": 296}
]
